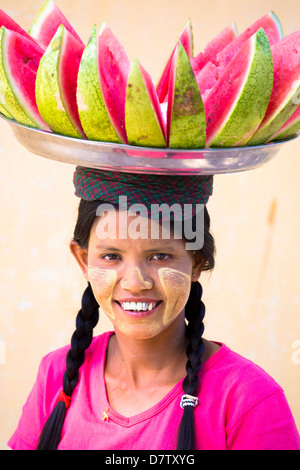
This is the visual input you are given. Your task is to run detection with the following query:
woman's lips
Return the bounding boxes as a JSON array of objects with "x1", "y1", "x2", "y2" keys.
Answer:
[{"x1": 115, "y1": 300, "x2": 162, "y2": 318}]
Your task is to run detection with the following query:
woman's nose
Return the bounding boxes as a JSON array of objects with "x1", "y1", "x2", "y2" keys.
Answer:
[{"x1": 120, "y1": 267, "x2": 153, "y2": 291}]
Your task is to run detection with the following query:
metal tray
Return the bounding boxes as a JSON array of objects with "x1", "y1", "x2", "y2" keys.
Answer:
[{"x1": 1, "y1": 115, "x2": 298, "y2": 175}]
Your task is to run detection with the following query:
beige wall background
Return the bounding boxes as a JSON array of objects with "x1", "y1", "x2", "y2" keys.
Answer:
[{"x1": 0, "y1": 0, "x2": 300, "y2": 449}]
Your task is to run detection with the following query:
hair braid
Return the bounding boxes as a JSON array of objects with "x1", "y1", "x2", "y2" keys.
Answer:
[
  {"x1": 176, "y1": 281, "x2": 206, "y2": 450},
  {"x1": 37, "y1": 284, "x2": 99, "y2": 450},
  {"x1": 63, "y1": 284, "x2": 99, "y2": 396}
]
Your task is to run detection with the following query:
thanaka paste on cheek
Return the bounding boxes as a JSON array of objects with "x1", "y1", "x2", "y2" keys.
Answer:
[
  {"x1": 158, "y1": 268, "x2": 191, "y2": 325},
  {"x1": 88, "y1": 266, "x2": 117, "y2": 319}
]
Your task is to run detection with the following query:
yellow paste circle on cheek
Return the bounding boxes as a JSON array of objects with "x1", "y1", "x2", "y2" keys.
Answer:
[
  {"x1": 158, "y1": 268, "x2": 191, "y2": 325},
  {"x1": 88, "y1": 266, "x2": 117, "y2": 319}
]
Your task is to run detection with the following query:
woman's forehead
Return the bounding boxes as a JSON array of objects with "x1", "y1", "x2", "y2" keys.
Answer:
[
  {"x1": 88, "y1": 210, "x2": 188, "y2": 252},
  {"x1": 91, "y1": 209, "x2": 182, "y2": 242}
]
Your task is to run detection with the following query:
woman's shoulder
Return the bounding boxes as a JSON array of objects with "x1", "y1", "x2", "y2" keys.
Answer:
[
  {"x1": 201, "y1": 343, "x2": 300, "y2": 449},
  {"x1": 202, "y1": 341, "x2": 284, "y2": 396}
]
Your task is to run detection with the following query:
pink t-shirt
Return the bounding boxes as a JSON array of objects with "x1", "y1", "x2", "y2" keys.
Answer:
[{"x1": 8, "y1": 331, "x2": 300, "y2": 450}]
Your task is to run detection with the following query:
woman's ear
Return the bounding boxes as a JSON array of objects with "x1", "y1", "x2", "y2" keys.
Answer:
[
  {"x1": 191, "y1": 251, "x2": 206, "y2": 282},
  {"x1": 70, "y1": 240, "x2": 89, "y2": 281}
]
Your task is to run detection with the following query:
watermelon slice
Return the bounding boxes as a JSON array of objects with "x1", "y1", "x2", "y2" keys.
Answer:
[
  {"x1": 156, "y1": 20, "x2": 193, "y2": 103},
  {"x1": 0, "y1": 9, "x2": 39, "y2": 44},
  {"x1": 77, "y1": 25, "x2": 127, "y2": 143},
  {"x1": 204, "y1": 28, "x2": 273, "y2": 147},
  {"x1": 125, "y1": 59, "x2": 166, "y2": 148},
  {"x1": 0, "y1": 26, "x2": 50, "y2": 130},
  {"x1": 167, "y1": 41, "x2": 206, "y2": 148},
  {"x1": 29, "y1": 0, "x2": 83, "y2": 50},
  {"x1": 216, "y1": 12, "x2": 282, "y2": 73},
  {"x1": 191, "y1": 23, "x2": 237, "y2": 75},
  {"x1": 269, "y1": 103, "x2": 300, "y2": 142},
  {"x1": 248, "y1": 31, "x2": 300, "y2": 145},
  {"x1": 96, "y1": 23, "x2": 130, "y2": 144},
  {"x1": 35, "y1": 25, "x2": 85, "y2": 138}
]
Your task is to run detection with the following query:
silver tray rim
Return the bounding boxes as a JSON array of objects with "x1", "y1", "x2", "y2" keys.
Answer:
[{"x1": 1, "y1": 114, "x2": 299, "y2": 175}]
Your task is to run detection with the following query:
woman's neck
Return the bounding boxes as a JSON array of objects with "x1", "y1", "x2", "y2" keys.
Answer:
[{"x1": 106, "y1": 315, "x2": 188, "y2": 391}]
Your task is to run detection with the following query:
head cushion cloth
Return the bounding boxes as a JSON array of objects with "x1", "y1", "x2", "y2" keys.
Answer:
[{"x1": 73, "y1": 167, "x2": 213, "y2": 215}]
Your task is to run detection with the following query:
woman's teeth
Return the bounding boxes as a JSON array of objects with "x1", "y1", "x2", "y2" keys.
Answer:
[{"x1": 121, "y1": 301, "x2": 158, "y2": 312}]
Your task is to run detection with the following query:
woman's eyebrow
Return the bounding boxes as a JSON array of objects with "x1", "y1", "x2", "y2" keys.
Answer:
[
  {"x1": 143, "y1": 246, "x2": 177, "y2": 253},
  {"x1": 94, "y1": 245, "x2": 178, "y2": 253},
  {"x1": 95, "y1": 245, "x2": 125, "y2": 252}
]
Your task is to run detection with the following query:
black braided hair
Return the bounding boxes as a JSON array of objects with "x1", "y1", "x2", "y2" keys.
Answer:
[
  {"x1": 37, "y1": 283, "x2": 99, "y2": 450},
  {"x1": 176, "y1": 281, "x2": 206, "y2": 450}
]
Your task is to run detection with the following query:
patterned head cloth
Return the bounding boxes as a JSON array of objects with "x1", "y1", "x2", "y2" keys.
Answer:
[{"x1": 73, "y1": 167, "x2": 213, "y2": 218}]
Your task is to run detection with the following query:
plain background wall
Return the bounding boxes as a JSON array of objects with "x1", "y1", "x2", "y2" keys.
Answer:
[{"x1": 0, "y1": 0, "x2": 299, "y2": 449}]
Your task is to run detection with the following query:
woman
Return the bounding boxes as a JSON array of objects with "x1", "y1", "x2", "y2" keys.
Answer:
[{"x1": 8, "y1": 169, "x2": 300, "y2": 450}]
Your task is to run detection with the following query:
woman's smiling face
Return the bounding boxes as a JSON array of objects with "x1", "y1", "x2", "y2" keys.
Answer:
[{"x1": 71, "y1": 210, "x2": 203, "y2": 340}]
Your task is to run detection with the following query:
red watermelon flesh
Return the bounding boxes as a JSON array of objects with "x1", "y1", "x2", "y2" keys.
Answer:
[
  {"x1": 98, "y1": 25, "x2": 130, "y2": 143},
  {"x1": 195, "y1": 61, "x2": 219, "y2": 100},
  {"x1": 0, "y1": 9, "x2": 41, "y2": 46},
  {"x1": 2, "y1": 27, "x2": 50, "y2": 129},
  {"x1": 59, "y1": 28, "x2": 85, "y2": 137},
  {"x1": 216, "y1": 12, "x2": 282, "y2": 73},
  {"x1": 191, "y1": 23, "x2": 237, "y2": 75},
  {"x1": 204, "y1": 39, "x2": 254, "y2": 145},
  {"x1": 141, "y1": 63, "x2": 166, "y2": 141},
  {"x1": 189, "y1": 53, "x2": 206, "y2": 77},
  {"x1": 156, "y1": 20, "x2": 193, "y2": 103},
  {"x1": 29, "y1": 0, "x2": 84, "y2": 50}
]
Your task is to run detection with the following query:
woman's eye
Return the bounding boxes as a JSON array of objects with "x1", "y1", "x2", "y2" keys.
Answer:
[
  {"x1": 152, "y1": 253, "x2": 170, "y2": 261},
  {"x1": 102, "y1": 253, "x2": 121, "y2": 261}
]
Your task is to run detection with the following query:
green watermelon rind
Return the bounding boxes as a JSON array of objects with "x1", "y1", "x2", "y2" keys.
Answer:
[
  {"x1": 0, "y1": 73, "x2": 14, "y2": 118},
  {"x1": 272, "y1": 114, "x2": 300, "y2": 141},
  {"x1": 249, "y1": 82, "x2": 300, "y2": 145},
  {"x1": 269, "y1": 11, "x2": 284, "y2": 40},
  {"x1": 208, "y1": 28, "x2": 273, "y2": 148},
  {"x1": 125, "y1": 59, "x2": 166, "y2": 148},
  {"x1": 77, "y1": 25, "x2": 122, "y2": 143},
  {"x1": 168, "y1": 41, "x2": 206, "y2": 149},
  {"x1": 35, "y1": 25, "x2": 83, "y2": 138},
  {"x1": 273, "y1": 121, "x2": 300, "y2": 141},
  {"x1": 0, "y1": 27, "x2": 41, "y2": 128},
  {"x1": 0, "y1": 103, "x2": 13, "y2": 118}
]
